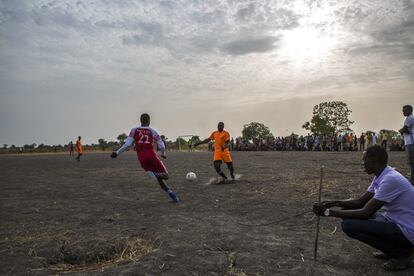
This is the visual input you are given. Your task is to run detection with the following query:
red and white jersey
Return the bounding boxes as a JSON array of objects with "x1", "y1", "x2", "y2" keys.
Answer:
[
  {"x1": 116, "y1": 126, "x2": 165, "y2": 156},
  {"x1": 130, "y1": 127, "x2": 161, "y2": 153}
]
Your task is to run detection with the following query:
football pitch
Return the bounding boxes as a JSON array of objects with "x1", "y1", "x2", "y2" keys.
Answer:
[{"x1": 0, "y1": 151, "x2": 412, "y2": 275}]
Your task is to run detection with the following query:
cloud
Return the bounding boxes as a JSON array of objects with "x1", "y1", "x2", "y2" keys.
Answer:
[
  {"x1": 219, "y1": 36, "x2": 279, "y2": 56},
  {"x1": 348, "y1": 43, "x2": 414, "y2": 60},
  {"x1": 236, "y1": 3, "x2": 256, "y2": 22},
  {"x1": 337, "y1": 1, "x2": 414, "y2": 49},
  {"x1": 373, "y1": 19, "x2": 414, "y2": 44},
  {"x1": 122, "y1": 21, "x2": 166, "y2": 47},
  {"x1": 119, "y1": 1, "x2": 299, "y2": 57}
]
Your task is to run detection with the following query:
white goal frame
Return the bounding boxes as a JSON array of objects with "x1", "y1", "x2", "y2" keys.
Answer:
[{"x1": 177, "y1": 135, "x2": 196, "y2": 151}]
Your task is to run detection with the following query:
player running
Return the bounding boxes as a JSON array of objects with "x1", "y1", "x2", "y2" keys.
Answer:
[
  {"x1": 194, "y1": 122, "x2": 235, "y2": 182},
  {"x1": 110, "y1": 113, "x2": 179, "y2": 202},
  {"x1": 75, "y1": 136, "x2": 83, "y2": 162}
]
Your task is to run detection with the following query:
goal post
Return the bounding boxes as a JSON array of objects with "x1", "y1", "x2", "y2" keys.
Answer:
[{"x1": 177, "y1": 135, "x2": 197, "y2": 151}]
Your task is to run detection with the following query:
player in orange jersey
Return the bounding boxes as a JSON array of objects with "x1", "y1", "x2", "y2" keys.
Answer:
[
  {"x1": 194, "y1": 122, "x2": 235, "y2": 182},
  {"x1": 75, "y1": 136, "x2": 83, "y2": 162}
]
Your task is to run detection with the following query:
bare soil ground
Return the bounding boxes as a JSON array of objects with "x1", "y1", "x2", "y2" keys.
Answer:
[{"x1": 0, "y1": 151, "x2": 413, "y2": 276}]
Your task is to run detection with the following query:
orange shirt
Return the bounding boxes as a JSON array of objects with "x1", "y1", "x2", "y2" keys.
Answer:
[
  {"x1": 209, "y1": 130, "x2": 230, "y2": 152},
  {"x1": 76, "y1": 140, "x2": 83, "y2": 153}
]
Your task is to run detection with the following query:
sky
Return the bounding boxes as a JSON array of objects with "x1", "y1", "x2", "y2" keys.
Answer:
[{"x1": 0, "y1": 0, "x2": 413, "y2": 146}]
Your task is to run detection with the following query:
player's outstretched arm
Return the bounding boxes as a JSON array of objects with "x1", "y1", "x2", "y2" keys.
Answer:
[
  {"x1": 111, "y1": 136, "x2": 134, "y2": 158},
  {"x1": 193, "y1": 138, "x2": 211, "y2": 147}
]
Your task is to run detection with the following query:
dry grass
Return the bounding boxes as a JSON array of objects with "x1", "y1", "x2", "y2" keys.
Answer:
[
  {"x1": 1, "y1": 229, "x2": 160, "y2": 273},
  {"x1": 46, "y1": 237, "x2": 161, "y2": 273}
]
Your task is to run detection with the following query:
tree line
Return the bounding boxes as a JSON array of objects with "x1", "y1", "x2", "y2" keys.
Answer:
[{"x1": 0, "y1": 101, "x2": 405, "y2": 153}]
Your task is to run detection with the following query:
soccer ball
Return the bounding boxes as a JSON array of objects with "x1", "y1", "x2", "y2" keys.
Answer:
[{"x1": 186, "y1": 172, "x2": 197, "y2": 181}]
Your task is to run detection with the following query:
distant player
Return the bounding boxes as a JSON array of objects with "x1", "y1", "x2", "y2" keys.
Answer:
[
  {"x1": 68, "y1": 141, "x2": 74, "y2": 156},
  {"x1": 194, "y1": 122, "x2": 235, "y2": 182},
  {"x1": 110, "y1": 113, "x2": 179, "y2": 202},
  {"x1": 75, "y1": 136, "x2": 83, "y2": 161}
]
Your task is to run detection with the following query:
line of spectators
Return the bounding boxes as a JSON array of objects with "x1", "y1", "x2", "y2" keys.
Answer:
[{"x1": 229, "y1": 132, "x2": 405, "y2": 152}]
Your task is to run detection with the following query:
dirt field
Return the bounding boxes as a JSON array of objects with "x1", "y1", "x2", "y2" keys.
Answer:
[{"x1": 0, "y1": 151, "x2": 413, "y2": 275}]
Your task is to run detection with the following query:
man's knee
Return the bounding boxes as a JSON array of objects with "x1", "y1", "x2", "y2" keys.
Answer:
[
  {"x1": 158, "y1": 172, "x2": 169, "y2": 179},
  {"x1": 341, "y1": 219, "x2": 359, "y2": 237},
  {"x1": 214, "y1": 161, "x2": 222, "y2": 171}
]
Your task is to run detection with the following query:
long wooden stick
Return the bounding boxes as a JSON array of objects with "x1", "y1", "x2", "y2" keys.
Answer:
[{"x1": 314, "y1": 165, "x2": 324, "y2": 260}]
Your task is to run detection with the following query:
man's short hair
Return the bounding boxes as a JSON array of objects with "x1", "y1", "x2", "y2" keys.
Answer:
[
  {"x1": 140, "y1": 113, "x2": 150, "y2": 124},
  {"x1": 403, "y1": 105, "x2": 413, "y2": 113},
  {"x1": 365, "y1": 145, "x2": 388, "y2": 165}
]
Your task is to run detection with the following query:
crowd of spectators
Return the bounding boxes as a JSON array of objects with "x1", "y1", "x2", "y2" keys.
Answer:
[{"x1": 227, "y1": 132, "x2": 405, "y2": 152}]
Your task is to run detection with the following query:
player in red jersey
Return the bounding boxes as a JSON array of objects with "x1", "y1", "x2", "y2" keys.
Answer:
[{"x1": 110, "y1": 113, "x2": 179, "y2": 202}]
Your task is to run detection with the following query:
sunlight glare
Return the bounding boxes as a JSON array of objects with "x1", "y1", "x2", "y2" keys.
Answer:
[{"x1": 282, "y1": 26, "x2": 337, "y2": 64}]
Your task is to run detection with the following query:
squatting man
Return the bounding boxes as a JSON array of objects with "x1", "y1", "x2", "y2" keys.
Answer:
[{"x1": 313, "y1": 145, "x2": 414, "y2": 271}]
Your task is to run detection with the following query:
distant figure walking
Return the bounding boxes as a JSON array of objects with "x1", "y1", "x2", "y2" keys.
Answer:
[
  {"x1": 367, "y1": 132, "x2": 373, "y2": 147},
  {"x1": 160, "y1": 135, "x2": 167, "y2": 151},
  {"x1": 372, "y1": 132, "x2": 377, "y2": 146},
  {"x1": 360, "y1": 133, "x2": 366, "y2": 151},
  {"x1": 75, "y1": 136, "x2": 83, "y2": 162},
  {"x1": 68, "y1": 141, "x2": 74, "y2": 156},
  {"x1": 399, "y1": 105, "x2": 414, "y2": 184},
  {"x1": 381, "y1": 133, "x2": 388, "y2": 150},
  {"x1": 348, "y1": 133, "x2": 354, "y2": 151}
]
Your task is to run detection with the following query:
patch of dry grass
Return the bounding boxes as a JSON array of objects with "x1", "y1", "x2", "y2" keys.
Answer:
[
  {"x1": 1, "y1": 228, "x2": 160, "y2": 273},
  {"x1": 46, "y1": 237, "x2": 161, "y2": 273}
]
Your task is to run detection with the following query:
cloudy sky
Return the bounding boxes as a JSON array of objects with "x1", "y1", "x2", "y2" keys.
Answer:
[{"x1": 0, "y1": 0, "x2": 413, "y2": 146}]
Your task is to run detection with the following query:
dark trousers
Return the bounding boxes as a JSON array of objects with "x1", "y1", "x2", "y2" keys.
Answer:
[
  {"x1": 76, "y1": 153, "x2": 82, "y2": 161},
  {"x1": 406, "y1": 144, "x2": 414, "y2": 183},
  {"x1": 342, "y1": 215, "x2": 413, "y2": 258}
]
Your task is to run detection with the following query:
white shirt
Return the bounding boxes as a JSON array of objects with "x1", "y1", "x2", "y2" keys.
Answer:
[
  {"x1": 403, "y1": 114, "x2": 414, "y2": 145},
  {"x1": 368, "y1": 166, "x2": 414, "y2": 245},
  {"x1": 372, "y1": 133, "x2": 377, "y2": 145}
]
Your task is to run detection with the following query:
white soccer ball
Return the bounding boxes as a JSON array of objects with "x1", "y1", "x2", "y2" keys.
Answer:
[{"x1": 186, "y1": 172, "x2": 197, "y2": 181}]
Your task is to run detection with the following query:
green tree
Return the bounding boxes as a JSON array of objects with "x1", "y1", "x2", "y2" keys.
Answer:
[
  {"x1": 176, "y1": 137, "x2": 188, "y2": 150},
  {"x1": 23, "y1": 144, "x2": 36, "y2": 150},
  {"x1": 107, "y1": 141, "x2": 118, "y2": 149},
  {"x1": 3, "y1": 144, "x2": 7, "y2": 149},
  {"x1": 98, "y1": 138, "x2": 107, "y2": 150},
  {"x1": 117, "y1": 133, "x2": 127, "y2": 145},
  {"x1": 188, "y1": 136, "x2": 200, "y2": 146},
  {"x1": 302, "y1": 101, "x2": 354, "y2": 135},
  {"x1": 242, "y1": 122, "x2": 273, "y2": 141},
  {"x1": 302, "y1": 116, "x2": 334, "y2": 135}
]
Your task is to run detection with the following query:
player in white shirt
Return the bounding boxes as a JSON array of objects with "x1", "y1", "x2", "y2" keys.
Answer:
[
  {"x1": 399, "y1": 105, "x2": 414, "y2": 184},
  {"x1": 111, "y1": 113, "x2": 179, "y2": 202}
]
